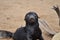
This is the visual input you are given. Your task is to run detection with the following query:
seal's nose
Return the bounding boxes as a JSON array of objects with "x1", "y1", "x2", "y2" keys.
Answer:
[
  {"x1": 29, "y1": 18, "x2": 35, "y2": 23},
  {"x1": 29, "y1": 15, "x2": 36, "y2": 23}
]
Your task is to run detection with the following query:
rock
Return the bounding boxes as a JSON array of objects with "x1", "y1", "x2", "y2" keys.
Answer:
[{"x1": 52, "y1": 32, "x2": 60, "y2": 40}]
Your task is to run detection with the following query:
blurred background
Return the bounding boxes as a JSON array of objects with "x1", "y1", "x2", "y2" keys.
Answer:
[{"x1": 0, "y1": 0, "x2": 60, "y2": 40}]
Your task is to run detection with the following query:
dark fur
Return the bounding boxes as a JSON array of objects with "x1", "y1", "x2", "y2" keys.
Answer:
[
  {"x1": 0, "y1": 30, "x2": 13, "y2": 38},
  {"x1": 13, "y1": 12, "x2": 44, "y2": 40}
]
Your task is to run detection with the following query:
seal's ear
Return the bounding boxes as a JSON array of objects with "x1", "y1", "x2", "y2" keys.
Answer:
[
  {"x1": 24, "y1": 18, "x2": 25, "y2": 20},
  {"x1": 38, "y1": 17, "x2": 40, "y2": 18},
  {"x1": 24, "y1": 18, "x2": 26, "y2": 21}
]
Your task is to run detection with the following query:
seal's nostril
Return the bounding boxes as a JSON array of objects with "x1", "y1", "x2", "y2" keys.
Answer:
[{"x1": 29, "y1": 18, "x2": 35, "y2": 23}]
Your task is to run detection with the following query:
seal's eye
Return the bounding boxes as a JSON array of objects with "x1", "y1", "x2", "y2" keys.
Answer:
[{"x1": 27, "y1": 15, "x2": 29, "y2": 17}]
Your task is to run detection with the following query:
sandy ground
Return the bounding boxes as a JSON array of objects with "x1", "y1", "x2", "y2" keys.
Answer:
[{"x1": 0, "y1": 0, "x2": 60, "y2": 40}]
